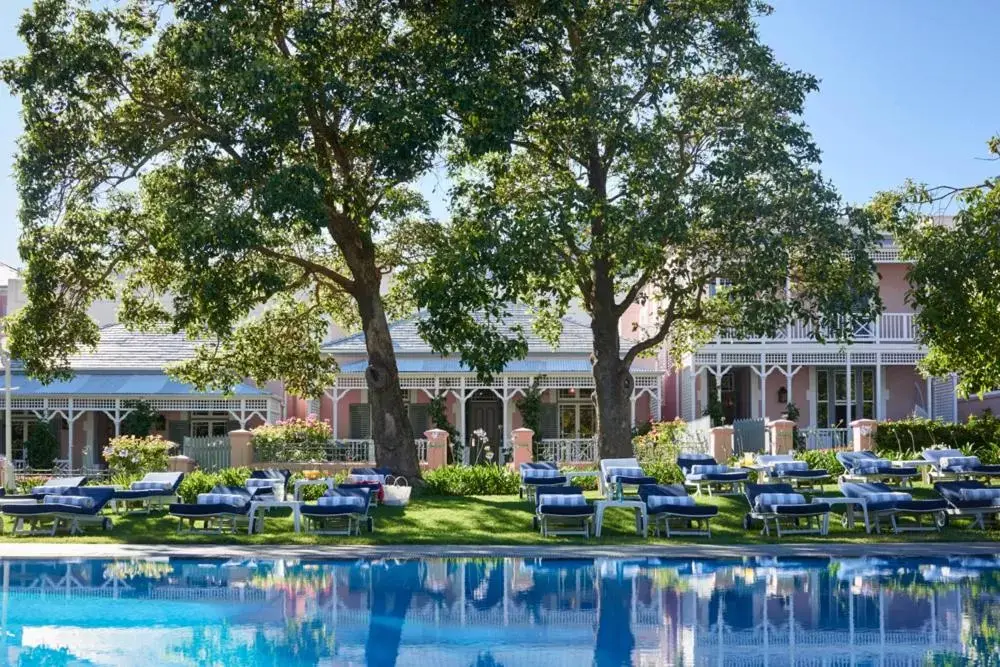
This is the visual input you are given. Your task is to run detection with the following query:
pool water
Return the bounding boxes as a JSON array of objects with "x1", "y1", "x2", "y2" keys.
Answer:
[{"x1": 2, "y1": 555, "x2": 998, "y2": 666}]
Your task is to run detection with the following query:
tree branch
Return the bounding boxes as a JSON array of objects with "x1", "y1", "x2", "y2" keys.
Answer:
[{"x1": 252, "y1": 246, "x2": 356, "y2": 294}]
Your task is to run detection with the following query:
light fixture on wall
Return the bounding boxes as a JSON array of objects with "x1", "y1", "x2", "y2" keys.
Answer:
[{"x1": 777, "y1": 386, "x2": 788, "y2": 404}]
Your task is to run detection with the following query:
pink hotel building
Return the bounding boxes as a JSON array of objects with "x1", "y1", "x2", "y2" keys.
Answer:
[{"x1": 1, "y1": 225, "x2": 997, "y2": 467}]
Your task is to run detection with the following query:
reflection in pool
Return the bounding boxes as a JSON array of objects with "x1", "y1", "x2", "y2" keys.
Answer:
[{"x1": 2, "y1": 555, "x2": 999, "y2": 665}]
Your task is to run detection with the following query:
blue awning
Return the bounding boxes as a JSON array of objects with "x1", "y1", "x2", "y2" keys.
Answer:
[
  {"x1": 340, "y1": 358, "x2": 599, "y2": 374},
  {"x1": 9, "y1": 373, "x2": 268, "y2": 397}
]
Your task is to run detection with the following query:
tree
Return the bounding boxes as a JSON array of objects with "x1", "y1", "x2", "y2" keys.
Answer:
[
  {"x1": 413, "y1": 0, "x2": 880, "y2": 457},
  {"x1": 2, "y1": 0, "x2": 467, "y2": 479},
  {"x1": 26, "y1": 420, "x2": 60, "y2": 469},
  {"x1": 870, "y1": 136, "x2": 1000, "y2": 398},
  {"x1": 121, "y1": 400, "x2": 158, "y2": 437}
]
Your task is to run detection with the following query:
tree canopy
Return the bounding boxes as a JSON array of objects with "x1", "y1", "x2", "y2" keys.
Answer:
[
  {"x1": 414, "y1": 0, "x2": 881, "y2": 455},
  {"x1": 870, "y1": 136, "x2": 1000, "y2": 398}
]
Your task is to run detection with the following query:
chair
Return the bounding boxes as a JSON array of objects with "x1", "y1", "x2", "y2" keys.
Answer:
[
  {"x1": 112, "y1": 472, "x2": 185, "y2": 513},
  {"x1": 598, "y1": 457, "x2": 657, "y2": 499},
  {"x1": 519, "y1": 462, "x2": 567, "y2": 501},
  {"x1": 534, "y1": 485, "x2": 594, "y2": 537},
  {"x1": 933, "y1": 481, "x2": 1000, "y2": 529},
  {"x1": 755, "y1": 454, "x2": 830, "y2": 491},
  {"x1": 300, "y1": 487, "x2": 373, "y2": 535},
  {"x1": 637, "y1": 484, "x2": 718, "y2": 537},
  {"x1": 743, "y1": 483, "x2": 830, "y2": 537},
  {"x1": 4, "y1": 487, "x2": 115, "y2": 536},
  {"x1": 167, "y1": 485, "x2": 257, "y2": 534},
  {"x1": 677, "y1": 452, "x2": 749, "y2": 496},
  {"x1": 922, "y1": 448, "x2": 1000, "y2": 482},
  {"x1": 839, "y1": 481, "x2": 947, "y2": 534},
  {"x1": 837, "y1": 451, "x2": 919, "y2": 486},
  {"x1": 247, "y1": 469, "x2": 291, "y2": 500}
]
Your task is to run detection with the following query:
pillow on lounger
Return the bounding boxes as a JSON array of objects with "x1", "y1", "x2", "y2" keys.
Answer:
[
  {"x1": 43, "y1": 495, "x2": 95, "y2": 509},
  {"x1": 522, "y1": 468, "x2": 563, "y2": 479},
  {"x1": 197, "y1": 493, "x2": 248, "y2": 507},
  {"x1": 940, "y1": 456, "x2": 981, "y2": 471},
  {"x1": 131, "y1": 481, "x2": 174, "y2": 492},
  {"x1": 606, "y1": 467, "x2": 646, "y2": 480},
  {"x1": 32, "y1": 485, "x2": 74, "y2": 496},
  {"x1": 854, "y1": 459, "x2": 892, "y2": 474},
  {"x1": 347, "y1": 474, "x2": 383, "y2": 484},
  {"x1": 318, "y1": 495, "x2": 366, "y2": 508},
  {"x1": 772, "y1": 461, "x2": 810, "y2": 474},
  {"x1": 539, "y1": 494, "x2": 587, "y2": 507},
  {"x1": 689, "y1": 464, "x2": 730, "y2": 475},
  {"x1": 245, "y1": 478, "x2": 280, "y2": 490},
  {"x1": 958, "y1": 487, "x2": 1000, "y2": 502},
  {"x1": 647, "y1": 495, "x2": 696, "y2": 508},
  {"x1": 863, "y1": 492, "x2": 913, "y2": 504},
  {"x1": 754, "y1": 493, "x2": 806, "y2": 510}
]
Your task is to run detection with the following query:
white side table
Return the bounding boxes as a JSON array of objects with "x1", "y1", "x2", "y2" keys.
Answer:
[
  {"x1": 247, "y1": 500, "x2": 302, "y2": 535},
  {"x1": 294, "y1": 478, "x2": 334, "y2": 501},
  {"x1": 594, "y1": 499, "x2": 648, "y2": 538},
  {"x1": 812, "y1": 496, "x2": 870, "y2": 533}
]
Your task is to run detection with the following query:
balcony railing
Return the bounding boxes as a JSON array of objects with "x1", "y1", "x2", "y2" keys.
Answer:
[{"x1": 711, "y1": 313, "x2": 917, "y2": 345}]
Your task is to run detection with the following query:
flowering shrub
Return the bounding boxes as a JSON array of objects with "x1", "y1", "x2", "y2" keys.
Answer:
[
  {"x1": 251, "y1": 415, "x2": 332, "y2": 462},
  {"x1": 103, "y1": 435, "x2": 174, "y2": 476},
  {"x1": 177, "y1": 467, "x2": 252, "y2": 503},
  {"x1": 632, "y1": 419, "x2": 689, "y2": 485}
]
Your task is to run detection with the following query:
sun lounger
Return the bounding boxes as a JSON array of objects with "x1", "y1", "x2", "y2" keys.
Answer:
[
  {"x1": 922, "y1": 448, "x2": 1000, "y2": 482},
  {"x1": 168, "y1": 485, "x2": 257, "y2": 534},
  {"x1": 246, "y1": 469, "x2": 291, "y2": 500},
  {"x1": 837, "y1": 451, "x2": 919, "y2": 486},
  {"x1": 743, "y1": 482, "x2": 830, "y2": 537},
  {"x1": 677, "y1": 452, "x2": 749, "y2": 496},
  {"x1": 112, "y1": 472, "x2": 185, "y2": 513},
  {"x1": 3, "y1": 487, "x2": 115, "y2": 536},
  {"x1": 519, "y1": 462, "x2": 567, "y2": 500},
  {"x1": 933, "y1": 481, "x2": 1000, "y2": 529},
  {"x1": 755, "y1": 454, "x2": 830, "y2": 491},
  {"x1": 598, "y1": 457, "x2": 657, "y2": 499},
  {"x1": 300, "y1": 487, "x2": 373, "y2": 535},
  {"x1": 637, "y1": 484, "x2": 718, "y2": 537},
  {"x1": 534, "y1": 485, "x2": 594, "y2": 537},
  {"x1": 839, "y1": 481, "x2": 947, "y2": 534}
]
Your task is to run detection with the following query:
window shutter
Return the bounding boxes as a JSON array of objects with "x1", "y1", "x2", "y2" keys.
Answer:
[
  {"x1": 539, "y1": 404, "x2": 559, "y2": 440},
  {"x1": 408, "y1": 404, "x2": 430, "y2": 436},
  {"x1": 349, "y1": 404, "x2": 372, "y2": 439},
  {"x1": 167, "y1": 420, "x2": 190, "y2": 446}
]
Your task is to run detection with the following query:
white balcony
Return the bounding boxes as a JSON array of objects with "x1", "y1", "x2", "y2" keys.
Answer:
[{"x1": 710, "y1": 313, "x2": 917, "y2": 346}]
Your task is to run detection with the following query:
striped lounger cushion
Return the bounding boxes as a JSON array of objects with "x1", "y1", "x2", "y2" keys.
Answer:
[
  {"x1": 317, "y1": 495, "x2": 365, "y2": 509},
  {"x1": 690, "y1": 464, "x2": 730, "y2": 474},
  {"x1": 32, "y1": 485, "x2": 74, "y2": 496},
  {"x1": 131, "y1": 481, "x2": 174, "y2": 492},
  {"x1": 348, "y1": 474, "x2": 384, "y2": 484},
  {"x1": 647, "y1": 495, "x2": 695, "y2": 509},
  {"x1": 940, "y1": 456, "x2": 981, "y2": 471},
  {"x1": 540, "y1": 494, "x2": 587, "y2": 507},
  {"x1": 959, "y1": 487, "x2": 1000, "y2": 502},
  {"x1": 772, "y1": 461, "x2": 809, "y2": 474},
  {"x1": 754, "y1": 493, "x2": 806, "y2": 511},
  {"x1": 855, "y1": 459, "x2": 893, "y2": 474},
  {"x1": 522, "y1": 468, "x2": 563, "y2": 480},
  {"x1": 42, "y1": 495, "x2": 95, "y2": 509},
  {"x1": 864, "y1": 492, "x2": 913, "y2": 505},
  {"x1": 197, "y1": 493, "x2": 248, "y2": 507},
  {"x1": 606, "y1": 467, "x2": 646, "y2": 480}
]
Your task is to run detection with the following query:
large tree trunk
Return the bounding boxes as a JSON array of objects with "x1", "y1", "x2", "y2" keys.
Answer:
[
  {"x1": 355, "y1": 279, "x2": 421, "y2": 481},
  {"x1": 591, "y1": 288, "x2": 634, "y2": 459}
]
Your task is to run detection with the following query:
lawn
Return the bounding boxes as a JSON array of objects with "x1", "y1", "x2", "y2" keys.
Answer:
[{"x1": 1, "y1": 483, "x2": 997, "y2": 546}]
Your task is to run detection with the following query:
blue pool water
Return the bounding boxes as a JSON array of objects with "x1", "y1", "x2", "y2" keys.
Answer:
[{"x1": 2, "y1": 555, "x2": 998, "y2": 665}]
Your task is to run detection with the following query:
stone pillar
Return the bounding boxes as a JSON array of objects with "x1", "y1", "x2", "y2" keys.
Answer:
[
  {"x1": 851, "y1": 419, "x2": 877, "y2": 452},
  {"x1": 768, "y1": 419, "x2": 796, "y2": 455},
  {"x1": 167, "y1": 455, "x2": 197, "y2": 473},
  {"x1": 229, "y1": 430, "x2": 253, "y2": 468},
  {"x1": 708, "y1": 426, "x2": 734, "y2": 463},
  {"x1": 511, "y1": 428, "x2": 534, "y2": 468},
  {"x1": 424, "y1": 428, "x2": 449, "y2": 470}
]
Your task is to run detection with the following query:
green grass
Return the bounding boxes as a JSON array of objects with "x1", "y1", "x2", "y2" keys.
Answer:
[{"x1": 2, "y1": 482, "x2": 998, "y2": 546}]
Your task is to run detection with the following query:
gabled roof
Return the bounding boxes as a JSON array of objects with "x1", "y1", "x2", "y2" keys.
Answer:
[
  {"x1": 0, "y1": 262, "x2": 19, "y2": 288},
  {"x1": 322, "y1": 304, "x2": 596, "y2": 355},
  {"x1": 65, "y1": 324, "x2": 206, "y2": 371}
]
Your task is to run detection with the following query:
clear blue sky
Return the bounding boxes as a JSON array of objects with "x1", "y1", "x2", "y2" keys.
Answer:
[{"x1": 1, "y1": 0, "x2": 998, "y2": 268}]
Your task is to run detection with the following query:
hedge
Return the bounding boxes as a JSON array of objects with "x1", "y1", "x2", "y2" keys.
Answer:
[{"x1": 874, "y1": 413, "x2": 1000, "y2": 463}]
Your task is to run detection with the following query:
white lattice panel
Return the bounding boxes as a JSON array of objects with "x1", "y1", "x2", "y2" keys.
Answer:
[
  {"x1": 881, "y1": 352, "x2": 925, "y2": 365},
  {"x1": 931, "y1": 376, "x2": 957, "y2": 423}
]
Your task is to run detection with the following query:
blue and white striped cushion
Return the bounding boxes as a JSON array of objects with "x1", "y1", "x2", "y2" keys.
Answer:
[
  {"x1": 32, "y1": 485, "x2": 73, "y2": 496},
  {"x1": 317, "y1": 495, "x2": 365, "y2": 508},
  {"x1": 647, "y1": 495, "x2": 696, "y2": 508},
  {"x1": 131, "y1": 481, "x2": 174, "y2": 492},
  {"x1": 606, "y1": 467, "x2": 645, "y2": 479},
  {"x1": 522, "y1": 468, "x2": 563, "y2": 480},
  {"x1": 941, "y1": 456, "x2": 981, "y2": 471},
  {"x1": 864, "y1": 492, "x2": 912, "y2": 504},
  {"x1": 43, "y1": 495, "x2": 95, "y2": 509},
  {"x1": 690, "y1": 464, "x2": 729, "y2": 475},
  {"x1": 347, "y1": 474, "x2": 383, "y2": 484},
  {"x1": 958, "y1": 487, "x2": 1000, "y2": 502},
  {"x1": 245, "y1": 478, "x2": 279, "y2": 490},
  {"x1": 755, "y1": 493, "x2": 805, "y2": 510},
  {"x1": 855, "y1": 459, "x2": 891, "y2": 474},
  {"x1": 772, "y1": 461, "x2": 809, "y2": 474},
  {"x1": 197, "y1": 493, "x2": 248, "y2": 507},
  {"x1": 539, "y1": 494, "x2": 587, "y2": 507}
]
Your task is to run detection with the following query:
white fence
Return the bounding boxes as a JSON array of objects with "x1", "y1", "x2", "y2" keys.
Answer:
[
  {"x1": 712, "y1": 313, "x2": 916, "y2": 345},
  {"x1": 414, "y1": 438, "x2": 428, "y2": 464},
  {"x1": 538, "y1": 438, "x2": 598, "y2": 464},
  {"x1": 799, "y1": 427, "x2": 851, "y2": 450}
]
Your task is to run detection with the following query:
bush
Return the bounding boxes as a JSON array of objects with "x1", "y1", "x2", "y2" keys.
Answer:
[
  {"x1": 423, "y1": 465, "x2": 520, "y2": 496},
  {"x1": 176, "y1": 467, "x2": 252, "y2": 503},
  {"x1": 26, "y1": 421, "x2": 60, "y2": 469},
  {"x1": 15, "y1": 475, "x2": 50, "y2": 495},
  {"x1": 287, "y1": 471, "x2": 348, "y2": 501},
  {"x1": 251, "y1": 416, "x2": 332, "y2": 462},
  {"x1": 633, "y1": 419, "x2": 687, "y2": 484},
  {"x1": 642, "y1": 460, "x2": 685, "y2": 485},
  {"x1": 796, "y1": 449, "x2": 844, "y2": 477},
  {"x1": 103, "y1": 435, "x2": 174, "y2": 476}
]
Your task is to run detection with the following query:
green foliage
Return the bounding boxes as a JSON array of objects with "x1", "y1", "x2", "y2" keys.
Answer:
[
  {"x1": 103, "y1": 435, "x2": 174, "y2": 476},
  {"x1": 177, "y1": 467, "x2": 252, "y2": 503},
  {"x1": 632, "y1": 420, "x2": 688, "y2": 484},
  {"x1": 423, "y1": 465, "x2": 520, "y2": 496},
  {"x1": 251, "y1": 417, "x2": 332, "y2": 463},
  {"x1": 515, "y1": 378, "x2": 544, "y2": 455},
  {"x1": 26, "y1": 420, "x2": 59, "y2": 469},
  {"x1": 703, "y1": 398, "x2": 726, "y2": 427},
  {"x1": 795, "y1": 449, "x2": 844, "y2": 477},
  {"x1": 287, "y1": 471, "x2": 349, "y2": 501},
  {"x1": 874, "y1": 414, "x2": 1000, "y2": 465},
  {"x1": 120, "y1": 400, "x2": 159, "y2": 437},
  {"x1": 428, "y1": 394, "x2": 461, "y2": 462},
  {"x1": 15, "y1": 475, "x2": 49, "y2": 495},
  {"x1": 109, "y1": 472, "x2": 142, "y2": 489}
]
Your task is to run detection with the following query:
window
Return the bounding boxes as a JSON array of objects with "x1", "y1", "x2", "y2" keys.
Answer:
[
  {"x1": 190, "y1": 412, "x2": 230, "y2": 437},
  {"x1": 558, "y1": 389, "x2": 596, "y2": 439},
  {"x1": 815, "y1": 368, "x2": 876, "y2": 427}
]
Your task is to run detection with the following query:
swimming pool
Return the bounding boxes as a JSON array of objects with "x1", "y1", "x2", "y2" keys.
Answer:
[{"x1": 2, "y1": 555, "x2": 997, "y2": 666}]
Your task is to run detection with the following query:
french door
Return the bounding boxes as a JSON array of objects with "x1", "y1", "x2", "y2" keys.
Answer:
[{"x1": 816, "y1": 367, "x2": 875, "y2": 427}]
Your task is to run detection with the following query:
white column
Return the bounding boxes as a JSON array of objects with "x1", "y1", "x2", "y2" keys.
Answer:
[
  {"x1": 845, "y1": 355, "x2": 853, "y2": 425},
  {"x1": 715, "y1": 354, "x2": 723, "y2": 403},
  {"x1": 760, "y1": 357, "x2": 767, "y2": 419},
  {"x1": 331, "y1": 390, "x2": 341, "y2": 439},
  {"x1": 113, "y1": 399, "x2": 121, "y2": 437},
  {"x1": 630, "y1": 393, "x2": 637, "y2": 427},
  {"x1": 67, "y1": 402, "x2": 75, "y2": 471},
  {"x1": 926, "y1": 376, "x2": 933, "y2": 418},
  {"x1": 501, "y1": 377, "x2": 511, "y2": 465},
  {"x1": 875, "y1": 357, "x2": 883, "y2": 421},
  {"x1": 459, "y1": 378, "x2": 468, "y2": 465},
  {"x1": 85, "y1": 412, "x2": 95, "y2": 467}
]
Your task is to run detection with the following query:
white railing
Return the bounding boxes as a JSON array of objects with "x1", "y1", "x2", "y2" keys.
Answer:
[
  {"x1": 538, "y1": 438, "x2": 598, "y2": 463},
  {"x1": 414, "y1": 438, "x2": 428, "y2": 463},
  {"x1": 800, "y1": 427, "x2": 850, "y2": 450},
  {"x1": 711, "y1": 313, "x2": 916, "y2": 345}
]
